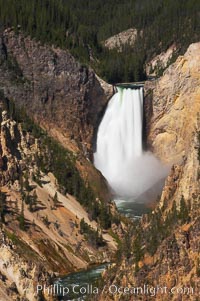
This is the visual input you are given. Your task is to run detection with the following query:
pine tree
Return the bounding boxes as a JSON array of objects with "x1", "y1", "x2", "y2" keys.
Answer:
[
  {"x1": 18, "y1": 200, "x2": 25, "y2": 231},
  {"x1": 27, "y1": 191, "x2": 38, "y2": 212},
  {"x1": 179, "y1": 195, "x2": 190, "y2": 224},
  {"x1": 53, "y1": 192, "x2": 59, "y2": 209},
  {"x1": 24, "y1": 173, "x2": 32, "y2": 192},
  {"x1": 0, "y1": 191, "x2": 6, "y2": 224}
]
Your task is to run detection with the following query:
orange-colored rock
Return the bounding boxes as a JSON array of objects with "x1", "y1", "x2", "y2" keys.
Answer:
[{"x1": 145, "y1": 43, "x2": 200, "y2": 165}]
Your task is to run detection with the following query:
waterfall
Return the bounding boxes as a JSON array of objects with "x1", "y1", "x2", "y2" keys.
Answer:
[{"x1": 94, "y1": 87, "x2": 168, "y2": 200}]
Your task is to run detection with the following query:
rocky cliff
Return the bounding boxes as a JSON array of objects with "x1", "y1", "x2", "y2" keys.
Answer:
[
  {"x1": 104, "y1": 28, "x2": 138, "y2": 51},
  {"x1": 144, "y1": 43, "x2": 200, "y2": 164},
  {"x1": 0, "y1": 28, "x2": 114, "y2": 202},
  {"x1": 100, "y1": 42, "x2": 200, "y2": 301},
  {"x1": 0, "y1": 109, "x2": 120, "y2": 301},
  {"x1": 0, "y1": 29, "x2": 113, "y2": 152},
  {"x1": 145, "y1": 44, "x2": 177, "y2": 76}
]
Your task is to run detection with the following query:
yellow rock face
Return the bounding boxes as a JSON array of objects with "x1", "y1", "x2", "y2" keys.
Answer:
[{"x1": 146, "y1": 43, "x2": 200, "y2": 165}]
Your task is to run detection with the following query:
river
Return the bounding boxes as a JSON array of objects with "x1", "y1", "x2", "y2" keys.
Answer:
[
  {"x1": 54, "y1": 263, "x2": 109, "y2": 301},
  {"x1": 53, "y1": 201, "x2": 151, "y2": 301}
]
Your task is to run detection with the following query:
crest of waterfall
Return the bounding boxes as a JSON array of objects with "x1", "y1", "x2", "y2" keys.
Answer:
[{"x1": 94, "y1": 87, "x2": 168, "y2": 199}]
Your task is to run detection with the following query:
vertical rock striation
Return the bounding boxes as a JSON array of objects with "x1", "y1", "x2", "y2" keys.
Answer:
[
  {"x1": 0, "y1": 28, "x2": 113, "y2": 201},
  {"x1": 0, "y1": 29, "x2": 113, "y2": 154},
  {"x1": 144, "y1": 43, "x2": 200, "y2": 164}
]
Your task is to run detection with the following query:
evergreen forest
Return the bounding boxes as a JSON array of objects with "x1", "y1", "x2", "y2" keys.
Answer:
[{"x1": 0, "y1": 0, "x2": 199, "y2": 82}]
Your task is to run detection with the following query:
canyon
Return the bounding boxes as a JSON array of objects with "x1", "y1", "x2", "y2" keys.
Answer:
[{"x1": 0, "y1": 27, "x2": 199, "y2": 301}]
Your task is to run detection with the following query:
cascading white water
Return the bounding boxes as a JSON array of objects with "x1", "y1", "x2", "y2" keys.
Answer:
[{"x1": 94, "y1": 87, "x2": 168, "y2": 200}]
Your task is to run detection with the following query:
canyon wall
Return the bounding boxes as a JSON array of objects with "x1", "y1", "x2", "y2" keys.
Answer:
[
  {"x1": 101, "y1": 42, "x2": 200, "y2": 301},
  {"x1": 144, "y1": 42, "x2": 200, "y2": 164},
  {"x1": 0, "y1": 28, "x2": 114, "y2": 201},
  {"x1": 0, "y1": 109, "x2": 118, "y2": 301},
  {"x1": 0, "y1": 29, "x2": 113, "y2": 154},
  {"x1": 0, "y1": 30, "x2": 119, "y2": 300}
]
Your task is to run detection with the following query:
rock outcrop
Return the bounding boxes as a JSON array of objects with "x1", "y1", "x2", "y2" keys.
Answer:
[
  {"x1": 104, "y1": 28, "x2": 138, "y2": 51},
  {"x1": 0, "y1": 234, "x2": 54, "y2": 301},
  {"x1": 0, "y1": 110, "x2": 25, "y2": 184},
  {"x1": 145, "y1": 44, "x2": 177, "y2": 75}
]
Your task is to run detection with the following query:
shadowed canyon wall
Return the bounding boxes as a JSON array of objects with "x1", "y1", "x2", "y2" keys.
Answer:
[
  {"x1": 0, "y1": 29, "x2": 113, "y2": 154},
  {"x1": 0, "y1": 29, "x2": 114, "y2": 201}
]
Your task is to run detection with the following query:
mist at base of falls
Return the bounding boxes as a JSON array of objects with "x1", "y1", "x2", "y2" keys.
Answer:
[{"x1": 94, "y1": 87, "x2": 169, "y2": 201}]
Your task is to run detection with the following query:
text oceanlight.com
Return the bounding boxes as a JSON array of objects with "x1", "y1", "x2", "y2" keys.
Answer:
[{"x1": 36, "y1": 284, "x2": 195, "y2": 297}]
